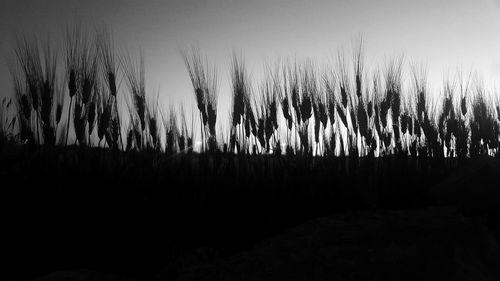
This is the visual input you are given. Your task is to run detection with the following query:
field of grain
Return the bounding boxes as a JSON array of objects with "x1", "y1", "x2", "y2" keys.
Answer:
[{"x1": 3, "y1": 24, "x2": 500, "y2": 281}]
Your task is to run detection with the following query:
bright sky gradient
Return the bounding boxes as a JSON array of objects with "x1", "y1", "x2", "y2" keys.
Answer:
[{"x1": 1, "y1": 0, "x2": 500, "y2": 130}]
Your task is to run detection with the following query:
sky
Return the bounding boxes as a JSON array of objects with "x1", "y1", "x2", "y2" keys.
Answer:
[{"x1": 1, "y1": 0, "x2": 500, "y2": 133}]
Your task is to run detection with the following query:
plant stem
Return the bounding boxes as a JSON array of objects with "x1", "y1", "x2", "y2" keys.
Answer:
[
  {"x1": 65, "y1": 96, "x2": 73, "y2": 147},
  {"x1": 199, "y1": 112, "x2": 204, "y2": 153},
  {"x1": 35, "y1": 113, "x2": 40, "y2": 146},
  {"x1": 114, "y1": 97, "x2": 124, "y2": 151}
]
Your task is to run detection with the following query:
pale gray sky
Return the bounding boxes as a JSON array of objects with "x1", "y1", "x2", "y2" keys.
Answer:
[{"x1": 1, "y1": 0, "x2": 500, "y2": 129}]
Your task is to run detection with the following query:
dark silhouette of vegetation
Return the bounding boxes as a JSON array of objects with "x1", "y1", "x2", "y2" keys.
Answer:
[
  {"x1": 5, "y1": 27, "x2": 500, "y2": 281},
  {"x1": 4, "y1": 29, "x2": 500, "y2": 159}
]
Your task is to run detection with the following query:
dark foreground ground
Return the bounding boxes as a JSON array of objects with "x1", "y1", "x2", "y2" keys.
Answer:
[
  {"x1": 171, "y1": 207, "x2": 500, "y2": 281},
  {"x1": 2, "y1": 143, "x2": 500, "y2": 280}
]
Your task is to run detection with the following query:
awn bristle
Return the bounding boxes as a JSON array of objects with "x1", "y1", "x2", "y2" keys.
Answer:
[
  {"x1": 352, "y1": 35, "x2": 365, "y2": 99},
  {"x1": 336, "y1": 50, "x2": 349, "y2": 109}
]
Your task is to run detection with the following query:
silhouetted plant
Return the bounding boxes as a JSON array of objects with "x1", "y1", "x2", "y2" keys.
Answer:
[
  {"x1": 0, "y1": 97, "x2": 15, "y2": 143},
  {"x1": 64, "y1": 24, "x2": 83, "y2": 146},
  {"x1": 97, "y1": 27, "x2": 122, "y2": 149},
  {"x1": 12, "y1": 35, "x2": 61, "y2": 146},
  {"x1": 229, "y1": 52, "x2": 250, "y2": 153},
  {"x1": 146, "y1": 90, "x2": 160, "y2": 150},
  {"x1": 182, "y1": 47, "x2": 218, "y2": 152},
  {"x1": 470, "y1": 82, "x2": 496, "y2": 156},
  {"x1": 162, "y1": 107, "x2": 178, "y2": 156},
  {"x1": 123, "y1": 52, "x2": 147, "y2": 149},
  {"x1": 7, "y1": 30, "x2": 500, "y2": 161}
]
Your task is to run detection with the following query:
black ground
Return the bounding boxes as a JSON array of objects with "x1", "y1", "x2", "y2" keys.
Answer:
[{"x1": 2, "y1": 143, "x2": 500, "y2": 280}]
